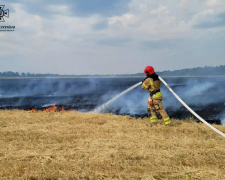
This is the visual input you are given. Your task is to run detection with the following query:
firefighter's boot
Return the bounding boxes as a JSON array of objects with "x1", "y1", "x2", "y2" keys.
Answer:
[
  {"x1": 150, "y1": 116, "x2": 158, "y2": 123},
  {"x1": 163, "y1": 117, "x2": 171, "y2": 125}
]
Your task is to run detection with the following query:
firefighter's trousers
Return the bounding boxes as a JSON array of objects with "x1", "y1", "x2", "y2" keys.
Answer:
[{"x1": 148, "y1": 98, "x2": 171, "y2": 125}]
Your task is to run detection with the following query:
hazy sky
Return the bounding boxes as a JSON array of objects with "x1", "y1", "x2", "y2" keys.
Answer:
[{"x1": 1, "y1": 0, "x2": 225, "y2": 75}]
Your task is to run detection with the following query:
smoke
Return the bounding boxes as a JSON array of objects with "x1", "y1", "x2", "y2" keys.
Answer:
[
  {"x1": 0, "y1": 78, "x2": 105, "y2": 97},
  {"x1": 96, "y1": 83, "x2": 148, "y2": 114},
  {"x1": 0, "y1": 77, "x2": 224, "y2": 124},
  {"x1": 163, "y1": 77, "x2": 225, "y2": 108},
  {"x1": 162, "y1": 79, "x2": 216, "y2": 110},
  {"x1": 96, "y1": 77, "x2": 225, "y2": 124},
  {"x1": 220, "y1": 112, "x2": 225, "y2": 125},
  {"x1": 0, "y1": 78, "x2": 103, "y2": 108},
  {"x1": 214, "y1": 105, "x2": 225, "y2": 124}
]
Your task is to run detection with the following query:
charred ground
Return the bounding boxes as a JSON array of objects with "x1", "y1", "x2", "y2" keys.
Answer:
[{"x1": 0, "y1": 77, "x2": 225, "y2": 124}]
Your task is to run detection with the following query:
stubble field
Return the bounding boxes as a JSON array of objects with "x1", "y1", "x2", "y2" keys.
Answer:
[{"x1": 0, "y1": 110, "x2": 225, "y2": 180}]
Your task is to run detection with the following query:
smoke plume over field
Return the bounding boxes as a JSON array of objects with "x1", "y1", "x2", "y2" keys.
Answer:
[{"x1": 0, "y1": 77, "x2": 224, "y2": 123}]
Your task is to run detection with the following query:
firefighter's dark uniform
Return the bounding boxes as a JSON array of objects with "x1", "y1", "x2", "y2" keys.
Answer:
[{"x1": 142, "y1": 73, "x2": 171, "y2": 125}]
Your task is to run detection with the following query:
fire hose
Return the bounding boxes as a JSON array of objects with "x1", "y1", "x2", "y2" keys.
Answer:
[
  {"x1": 159, "y1": 76, "x2": 225, "y2": 138},
  {"x1": 93, "y1": 77, "x2": 225, "y2": 138}
]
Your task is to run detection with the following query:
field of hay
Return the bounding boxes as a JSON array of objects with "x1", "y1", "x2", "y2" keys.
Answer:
[{"x1": 0, "y1": 110, "x2": 225, "y2": 180}]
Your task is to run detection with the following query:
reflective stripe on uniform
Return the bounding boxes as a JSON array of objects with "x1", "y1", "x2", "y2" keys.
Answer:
[
  {"x1": 163, "y1": 117, "x2": 171, "y2": 125},
  {"x1": 152, "y1": 92, "x2": 162, "y2": 98},
  {"x1": 150, "y1": 79, "x2": 154, "y2": 89},
  {"x1": 150, "y1": 116, "x2": 158, "y2": 122},
  {"x1": 150, "y1": 116, "x2": 157, "y2": 120},
  {"x1": 142, "y1": 83, "x2": 148, "y2": 90}
]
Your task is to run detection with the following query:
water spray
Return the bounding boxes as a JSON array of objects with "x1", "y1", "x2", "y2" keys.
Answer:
[
  {"x1": 159, "y1": 76, "x2": 225, "y2": 138},
  {"x1": 92, "y1": 81, "x2": 142, "y2": 113}
]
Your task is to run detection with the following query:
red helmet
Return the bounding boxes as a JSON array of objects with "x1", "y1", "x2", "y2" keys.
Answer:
[{"x1": 144, "y1": 66, "x2": 155, "y2": 75}]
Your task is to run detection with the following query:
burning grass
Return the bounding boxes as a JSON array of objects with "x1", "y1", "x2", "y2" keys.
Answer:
[
  {"x1": 0, "y1": 110, "x2": 225, "y2": 180},
  {"x1": 27, "y1": 105, "x2": 65, "y2": 112}
]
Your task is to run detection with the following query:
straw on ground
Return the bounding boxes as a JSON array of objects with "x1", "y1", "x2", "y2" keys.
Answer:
[{"x1": 0, "y1": 110, "x2": 225, "y2": 180}]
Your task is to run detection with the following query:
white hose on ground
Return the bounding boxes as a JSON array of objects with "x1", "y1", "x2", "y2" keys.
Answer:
[{"x1": 159, "y1": 76, "x2": 225, "y2": 138}]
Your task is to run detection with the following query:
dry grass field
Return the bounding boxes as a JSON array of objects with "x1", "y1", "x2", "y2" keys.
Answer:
[{"x1": 0, "y1": 110, "x2": 225, "y2": 180}]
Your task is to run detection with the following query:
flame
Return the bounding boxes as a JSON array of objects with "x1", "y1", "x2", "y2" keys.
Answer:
[
  {"x1": 28, "y1": 108, "x2": 37, "y2": 112},
  {"x1": 44, "y1": 105, "x2": 58, "y2": 112},
  {"x1": 27, "y1": 105, "x2": 66, "y2": 112}
]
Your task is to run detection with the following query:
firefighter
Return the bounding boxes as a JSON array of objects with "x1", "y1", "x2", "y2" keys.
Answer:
[{"x1": 142, "y1": 66, "x2": 171, "y2": 125}]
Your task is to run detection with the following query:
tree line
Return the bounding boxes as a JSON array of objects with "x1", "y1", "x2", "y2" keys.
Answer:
[
  {"x1": 1, "y1": 65, "x2": 225, "y2": 77},
  {"x1": 132, "y1": 65, "x2": 225, "y2": 76}
]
